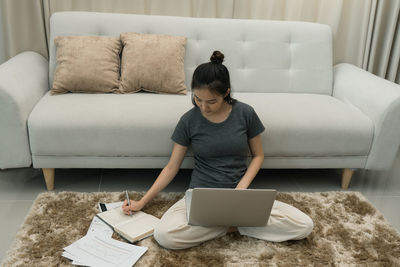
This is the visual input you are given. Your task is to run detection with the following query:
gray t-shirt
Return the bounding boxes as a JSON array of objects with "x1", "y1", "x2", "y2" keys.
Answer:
[{"x1": 171, "y1": 101, "x2": 265, "y2": 189}]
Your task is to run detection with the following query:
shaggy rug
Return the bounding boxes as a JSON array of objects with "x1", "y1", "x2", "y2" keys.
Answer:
[{"x1": 2, "y1": 191, "x2": 400, "y2": 266}]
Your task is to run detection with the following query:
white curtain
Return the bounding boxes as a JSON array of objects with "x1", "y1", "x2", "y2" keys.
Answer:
[
  {"x1": 0, "y1": 0, "x2": 399, "y2": 83},
  {"x1": 365, "y1": 0, "x2": 400, "y2": 83},
  {"x1": 0, "y1": 0, "x2": 48, "y2": 62}
]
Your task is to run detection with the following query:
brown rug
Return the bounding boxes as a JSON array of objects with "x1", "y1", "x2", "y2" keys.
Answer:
[{"x1": 2, "y1": 191, "x2": 400, "y2": 266}]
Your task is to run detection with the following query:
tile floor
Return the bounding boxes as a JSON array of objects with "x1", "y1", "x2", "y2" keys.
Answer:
[{"x1": 1, "y1": 153, "x2": 400, "y2": 261}]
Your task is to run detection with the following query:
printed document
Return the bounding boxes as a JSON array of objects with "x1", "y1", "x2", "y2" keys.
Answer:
[{"x1": 63, "y1": 234, "x2": 147, "y2": 267}]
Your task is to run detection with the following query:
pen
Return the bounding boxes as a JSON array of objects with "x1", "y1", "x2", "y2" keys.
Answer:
[{"x1": 125, "y1": 190, "x2": 132, "y2": 216}]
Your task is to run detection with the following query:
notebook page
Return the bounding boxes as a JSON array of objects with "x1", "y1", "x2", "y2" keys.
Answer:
[
  {"x1": 97, "y1": 208, "x2": 146, "y2": 226},
  {"x1": 115, "y1": 213, "x2": 160, "y2": 242}
]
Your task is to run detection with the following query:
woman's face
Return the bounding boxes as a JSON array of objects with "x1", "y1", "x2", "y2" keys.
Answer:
[{"x1": 193, "y1": 87, "x2": 227, "y2": 116}]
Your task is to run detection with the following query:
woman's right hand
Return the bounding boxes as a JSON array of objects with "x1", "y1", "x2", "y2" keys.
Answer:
[{"x1": 122, "y1": 199, "x2": 144, "y2": 215}]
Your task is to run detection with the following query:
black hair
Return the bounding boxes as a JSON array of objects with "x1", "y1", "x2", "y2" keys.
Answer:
[{"x1": 191, "y1": 51, "x2": 236, "y2": 106}]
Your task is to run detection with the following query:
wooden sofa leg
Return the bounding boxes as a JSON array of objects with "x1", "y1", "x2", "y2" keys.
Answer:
[
  {"x1": 341, "y1": 168, "x2": 353, "y2": 189},
  {"x1": 43, "y1": 168, "x2": 55, "y2": 191}
]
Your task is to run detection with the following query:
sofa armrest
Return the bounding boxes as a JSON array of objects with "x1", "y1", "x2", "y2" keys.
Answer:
[
  {"x1": 0, "y1": 51, "x2": 49, "y2": 169},
  {"x1": 333, "y1": 63, "x2": 400, "y2": 170}
]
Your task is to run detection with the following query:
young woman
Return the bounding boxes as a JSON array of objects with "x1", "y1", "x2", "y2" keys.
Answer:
[{"x1": 122, "y1": 51, "x2": 313, "y2": 249}]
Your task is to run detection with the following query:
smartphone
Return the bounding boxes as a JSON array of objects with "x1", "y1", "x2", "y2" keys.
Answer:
[{"x1": 98, "y1": 202, "x2": 107, "y2": 212}]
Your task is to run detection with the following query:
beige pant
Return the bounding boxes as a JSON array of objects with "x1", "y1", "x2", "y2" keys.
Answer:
[{"x1": 154, "y1": 196, "x2": 314, "y2": 250}]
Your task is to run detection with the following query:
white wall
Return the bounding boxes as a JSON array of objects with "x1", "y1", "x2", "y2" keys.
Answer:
[{"x1": 0, "y1": 10, "x2": 6, "y2": 64}]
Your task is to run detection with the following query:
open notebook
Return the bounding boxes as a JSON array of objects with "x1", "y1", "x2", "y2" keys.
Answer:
[{"x1": 96, "y1": 208, "x2": 160, "y2": 243}]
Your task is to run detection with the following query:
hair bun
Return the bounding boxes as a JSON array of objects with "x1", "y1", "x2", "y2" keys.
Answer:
[{"x1": 210, "y1": 51, "x2": 224, "y2": 64}]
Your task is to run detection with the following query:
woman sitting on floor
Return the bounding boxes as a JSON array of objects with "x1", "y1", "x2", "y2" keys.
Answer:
[{"x1": 122, "y1": 50, "x2": 314, "y2": 249}]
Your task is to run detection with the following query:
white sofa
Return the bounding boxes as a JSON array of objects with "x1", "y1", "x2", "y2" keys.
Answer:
[{"x1": 1, "y1": 11, "x2": 400, "y2": 190}]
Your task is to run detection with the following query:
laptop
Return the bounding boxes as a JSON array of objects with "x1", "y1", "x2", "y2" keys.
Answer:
[{"x1": 185, "y1": 188, "x2": 277, "y2": 227}]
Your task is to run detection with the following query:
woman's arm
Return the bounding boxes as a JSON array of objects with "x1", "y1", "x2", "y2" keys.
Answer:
[
  {"x1": 123, "y1": 143, "x2": 188, "y2": 213},
  {"x1": 236, "y1": 135, "x2": 264, "y2": 189}
]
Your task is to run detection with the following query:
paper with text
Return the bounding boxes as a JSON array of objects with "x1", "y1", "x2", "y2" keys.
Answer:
[{"x1": 64, "y1": 234, "x2": 147, "y2": 267}]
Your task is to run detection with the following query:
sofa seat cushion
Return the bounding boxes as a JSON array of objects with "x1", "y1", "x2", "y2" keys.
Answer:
[
  {"x1": 234, "y1": 93, "x2": 373, "y2": 157},
  {"x1": 28, "y1": 91, "x2": 193, "y2": 157},
  {"x1": 28, "y1": 92, "x2": 373, "y2": 158}
]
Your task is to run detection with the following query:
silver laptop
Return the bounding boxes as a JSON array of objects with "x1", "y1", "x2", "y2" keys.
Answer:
[{"x1": 185, "y1": 188, "x2": 277, "y2": 227}]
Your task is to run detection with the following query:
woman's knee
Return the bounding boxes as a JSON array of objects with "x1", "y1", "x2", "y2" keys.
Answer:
[
  {"x1": 153, "y1": 225, "x2": 176, "y2": 249},
  {"x1": 296, "y1": 215, "x2": 314, "y2": 240},
  {"x1": 153, "y1": 224, "x2": 191, "y2": 250},
  {"x1": 305, "y1": 216, "x2": 314, "y2": 235}
]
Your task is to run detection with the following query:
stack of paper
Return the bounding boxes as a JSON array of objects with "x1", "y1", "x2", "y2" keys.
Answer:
[
  {"x1": 62, "y1": 202, "x2": 148, "y2": 266},
  {"x1": 62, "y1": 234, "x2": 147, "y2": 267}
]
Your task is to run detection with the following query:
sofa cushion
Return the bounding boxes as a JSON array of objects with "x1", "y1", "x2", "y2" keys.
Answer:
[
  {"x1": 235, "y1": 93, "x2": 373, "y2": 157},
  {"x1": 28, "y1": 92, "x2": 373, "y2": 158},
  {"x1": 51, "y1": 36, "x2": 121, "y2": 95},
  {"x1": 28, "y1": 92, "x2": 193, "y2": 157},
  {"x1": 119, "y1": 32, "x2": 187, "y2": 94}
]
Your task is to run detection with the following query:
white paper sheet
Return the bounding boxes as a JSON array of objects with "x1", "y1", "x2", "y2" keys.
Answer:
[
  {"x1": 87, "y1": 216, "x2": 113, "y2": 239},
  {"x1": 62, "y1": 251, "x2": 89, "y2": 266},
  {"x1": 64, "y1": 234, "x2": 147, "y2": 267}
]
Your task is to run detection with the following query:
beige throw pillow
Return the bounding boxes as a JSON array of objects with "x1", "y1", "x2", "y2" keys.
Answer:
[
  {"x1": 51, "y1": 36, "x2": 121, "y2": 95},
  {"x1": 120, "y1": 32, "x2": 187, "y2": 94}
]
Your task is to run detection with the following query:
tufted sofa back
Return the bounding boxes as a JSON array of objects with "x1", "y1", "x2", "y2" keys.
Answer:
[{"x1": 49, "y1": 12, "x2": 333, "y2": 94}]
